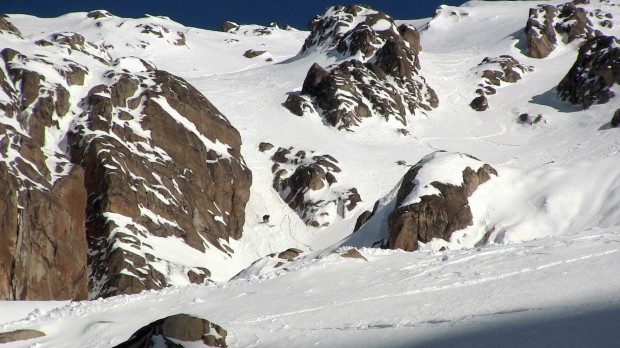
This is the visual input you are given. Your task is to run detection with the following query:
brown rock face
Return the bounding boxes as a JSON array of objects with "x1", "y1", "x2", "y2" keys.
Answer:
[
  {"x1": 114, "y1": 314, "x2": 227, "y2": 348},
  {"x1": 387, "y1": 152, "x2": 497, "y2": 251},
  {"x1": 557, "y1": 35, "x2": 620, "y2": 109},
  {"x1": 0, "y1": 49, "x2": 89, "y2": 300},
  {"x1": 612, "y1": 109, "x2": 620, "y2": 128},
  {"x1": 525, "y1": 1, "x2": 609, "y2": 59},
  {"x1": 288, "y1": 5, "x2": 437, "y2": 131},
  {"x1": 0, "y1": 16, "x2": 22, "y2": 38},
  {"x1": 264, "y1": 146, "x2": 361, "y2": 228},
  {"x1": 72, "y1": 69, "x2": 251, "y2": 298},
  {"x1": 526, "y1": 4, "x2": 558, "y2": 59},
  {"x1": 0, "y1": 45, "x2": 251, "y2": 298}
]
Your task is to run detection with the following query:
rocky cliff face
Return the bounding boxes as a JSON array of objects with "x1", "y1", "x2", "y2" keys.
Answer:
[
  {"x1": 0, "y1": 46, "x2": 90, "y2": 300},
  {"x1": 284, "y1": 5, "x2": 437, "y2": 131},
  {"x1": 75, "y1": 63, "x2": 251, "y2": 298},
  {"x1": 0, "y1": 16, "x2": 251, "y2": 300},
  {"x1": 525, "y1": 1, "x2": 613, "y2": 59},
  {"x1": 387, "y1": 152, "x2": 497, "y2": 251},
  {"x1": 470, "y1": 55, "x2": 533, "y2": 111},
  {"x1": 557, "y1": 34, "x2": 620, "y2": 108},
  {"x1": 260, "y1": 144, "x2": 361, "y2": 228}
]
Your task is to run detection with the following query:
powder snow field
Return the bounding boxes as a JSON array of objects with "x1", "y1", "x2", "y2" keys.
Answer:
[{"x1": 2, "y1": 0, "x2": 620, "y2": 346}]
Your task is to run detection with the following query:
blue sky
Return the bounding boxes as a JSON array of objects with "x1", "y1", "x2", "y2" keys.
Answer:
[{"x1": 1, "y1": 1, "x2": 469, "y2": 31}]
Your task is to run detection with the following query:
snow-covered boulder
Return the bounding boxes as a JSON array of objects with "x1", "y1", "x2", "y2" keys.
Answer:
[
  {"x1": 284, "y1": 5, "x2": 437, "y2": 131},
  {"x1": 387, "y1": 152, "x2": 497, "y2": 251},
  {"x1": 265, "y1": 146, "x2": 361, "y2": 228},
  {"x1": 115, "y1": 314, "x2": 227, "y2": 348},
  {"x1": 612, "y1": 109, "x2": 620, "y2": 127}
]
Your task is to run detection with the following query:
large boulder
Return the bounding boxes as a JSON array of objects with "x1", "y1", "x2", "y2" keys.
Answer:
[
  {"x1": 265, "y1": 146, "x2": 361, "y2": 228},
  {"x1": 387, "y1": 152, "x2": 497, "y2": 251},
  {"x1": 557, "y1": 35, "x2": 620, "y2": 108},
  {"x1": 470, "y1": 55, "x2": 532, "y2": 110},
  {"x1": 0, "y1": 329, "x2": 45, "y2": 344},
  {"x1": 114, "y1": 314, "x2": 227, "y2": 348},
  {"x1": 470, "y1": 95, "x2": 489, "y2": 111},
  {"x1": 286, "y1": 5, "x2": 437, "y2": 131}
]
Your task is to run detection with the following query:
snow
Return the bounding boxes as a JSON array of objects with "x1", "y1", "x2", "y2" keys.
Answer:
[
  {"x1": 398, "y1": 151, "x2": 486, "y2": 207},
  {"x1": 1, "y1": 228, "x2": 619, "y2": 347},
  {"x1": 2, "y1": 0, "x2": 620, "y2": 346}
]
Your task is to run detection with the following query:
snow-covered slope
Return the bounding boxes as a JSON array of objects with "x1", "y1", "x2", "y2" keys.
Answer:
[{"x1": 1, "y1": 0, "x2": 620, "y2": 346}]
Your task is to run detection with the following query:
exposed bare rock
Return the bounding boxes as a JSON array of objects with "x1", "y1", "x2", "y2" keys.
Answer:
[
  {"x1": 47, "y1": 32, "x2": 113, "y2": 64},
  {"x1": 340, "y1": 248, "x2": 367, "y2": 261},
  {"x1": 243, "y1": 49, "x2": 266, "y2": 58},
  {"x1": 258, "y1": 142, "x2": 274, "y2": 152},
  {"x1": 86, "y1": 10, "x2": 114, "y2": 19},
  {"x1": 353, "y1": 200, "x2": 380, "y2": 232},
  {"x1": 302, "y1": 5, "x2": 405, "y2": 58},
  {"x1": 557, "y1": 35, "x2": 620, "y2": 108},
  {"x1": 287, "y1": 5, "x2": 437, "y2": 131},
  {"x1": 612, "y1": 109, "x2": 620, "y2": 127},
  {"x1": 0, "y1": 48, "x2": 89, "y2": 301},
  {"x1": 0, "y1": 43, "x2": 251, "y2": 299},
  {"x1": 525, "y1": 1, "x2": 612, "y2": 58},
  {"x1": 470, "y1": 56, "x2": 532, "y2": 110},
  {"x1": 479, "y1": 56, "x2": 532, "y2": 85},
  {"x1": 387, "y1": 152, "x2": 497, "y2": 251},
  {"x1": 278, "y1": 248, "x2": 304, "y2": 261},
  {"x1": 0, "y1": 15, "x2": 22, "y2": 38},
  {"x1": 72, "y1": 68, "x2": 251, "y2": 298},
  {"x1": 174, "y1": 31, "x2": 187, "y2": 46},
  {"x1": 470, "y1": 95, "x2": 489, "y2": 111},
  {"x1": 518, "y1": 113, "x2": 546, "y2": 125},
  {"x1": 232, "y1": 248, "x2": 306, "y2": 279},
  {"x1": 114, "y1": 314, "x2": 227, "y2": 348},
  {"x1": 282, "y1": 94, "x2": 315, "y2": 116},
  {"x1": 222, "y1": 21, "x2": 239, "y2": 32},
  {"x1": 135, "y1": 23, "x2": 188, "y2": 47},
  {"x1": 398, "y1": 24, "x2": 421, "y2": 54},
  {"x1": 556, "y1": 2, "x2": 595, "y2": 42},
  {"x1": 0, "y1": 329, "x2": 45, "y2": 344},
  {"x1": 264, "y1": 146, "x2": 361, "y2": 228}
]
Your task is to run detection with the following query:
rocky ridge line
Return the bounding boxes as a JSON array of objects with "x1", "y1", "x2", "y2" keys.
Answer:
[{"x1": 284, "y1": 5, "x2": 437, "y2": 131}]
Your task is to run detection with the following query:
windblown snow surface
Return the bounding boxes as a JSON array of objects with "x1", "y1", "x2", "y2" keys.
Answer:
[{"x1": 2, "y1": 1, "x2": 620, "y2": 347}]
